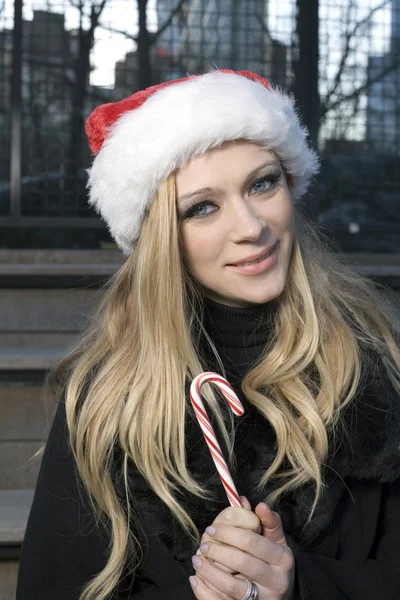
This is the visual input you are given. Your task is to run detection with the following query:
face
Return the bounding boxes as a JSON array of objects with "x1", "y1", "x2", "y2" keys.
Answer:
[{"x1": 176, "y1": 140, "x2": 295, "y2": 308}]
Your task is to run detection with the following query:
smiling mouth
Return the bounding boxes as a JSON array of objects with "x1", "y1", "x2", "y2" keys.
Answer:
[{"x1": 231, "y1": 243, "x2": 278, "y2": 267}]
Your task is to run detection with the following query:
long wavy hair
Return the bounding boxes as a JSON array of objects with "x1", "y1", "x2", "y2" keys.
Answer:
[{"x1": 46, "y1": 170, "x2": 400, "y2": 600}]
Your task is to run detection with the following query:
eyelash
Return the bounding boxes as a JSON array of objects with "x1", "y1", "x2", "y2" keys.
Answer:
[{"x1": 181, "y1": 172, "x2": 281, "y2": 221}]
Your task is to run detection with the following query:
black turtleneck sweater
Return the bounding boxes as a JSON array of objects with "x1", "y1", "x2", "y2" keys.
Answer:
[
  {"x1": 200, "y1": 295, "x2": 275, "y2": 384},
  {"x1": 193, "y1": 295, "x2": 278, "y2": 504}
]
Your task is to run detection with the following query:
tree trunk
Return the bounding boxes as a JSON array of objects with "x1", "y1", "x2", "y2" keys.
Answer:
[
  {"x1": 293, "y1": 0, "x2": 320, "y2": 217},
  {"x1": 293, "y1": 0, "x2": 320, "y2": 151},
  {"x1": 66, "y1": 3, "x2": 106, "y2": 183},
  {"x1": 137, "y1": 0, "x2": 152, "y2": 89},
  {"x1": 67, "y1": 32, "x2": 90, "y2": 180}
]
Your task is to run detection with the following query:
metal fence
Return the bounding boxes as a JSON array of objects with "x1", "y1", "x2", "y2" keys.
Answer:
[{"x1": 0, "y1": 0, "x2": 399, "y2": 252}]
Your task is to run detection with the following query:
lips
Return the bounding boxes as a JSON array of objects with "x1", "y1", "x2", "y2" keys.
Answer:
[{"x1": 229, "y1": 243, "x2": 278, "y2": 267}]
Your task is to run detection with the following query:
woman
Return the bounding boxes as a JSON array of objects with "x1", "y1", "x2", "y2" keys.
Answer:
[{"x1": 17, "y1": 70, "x2": 400, "y2": 600}]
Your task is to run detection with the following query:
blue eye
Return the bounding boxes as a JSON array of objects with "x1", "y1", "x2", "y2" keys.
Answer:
[
  {"x1": 251, "y1": 173, "x2": 280, "y2": 194},
  {"x1": 180, "y1": 171, "x2": 281, "y2": 221},
  {"x1": 182, "y1": 201, "x2": 217, "y2": 220}
]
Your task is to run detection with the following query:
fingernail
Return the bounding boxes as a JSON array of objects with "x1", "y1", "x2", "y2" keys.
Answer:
[
  {"x1": 189, "y1": 575, "x2": 197, "y2": 588},
  {"x1": 205, "y1": 526, "x2": 216, "y2": 537},
  {"x1": 199, "y1": 543, "x2": 208, "y2": 553},
  {"x1": 192, "y1": 555, "x2": 202, "y2": 569}
]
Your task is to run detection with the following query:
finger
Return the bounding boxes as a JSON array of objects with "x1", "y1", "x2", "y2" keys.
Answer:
[
  {"x1": 197, "y1": 573, "x2": 242, "y2": 599},
  {"x1": 191, "y1": 556, "x2": 251, "y2": 600},
  {"x1": 202, "y1": 526, "x2": 292, "y2": 568},
  {"x1": 200, "y1": 506, "x2": 261, "y2": 549},
  {"x1": 240, "y1": 495, "x2": 252, "y2": 510},
  {"x1": 198, "y1": 541, "x2": 273, "y2": 587},
  {"x1": 254, "y1": 503, "x2": 287, "y2": 545},
  {"x1": 189, "y1": 574, "x2": 228, "y2": 599},
  {"x1": 196, "y1": 546, "x2": 235, "y2": 575},
  {"x1": 198, "y1": 504, "x2": 261, "y2": 575},
  {"x1": 192, "y1": 573, "x2": 232, "y2": 599},
  {"x1": 211, "y1": 506, "x2": 261, "y2": 534}
]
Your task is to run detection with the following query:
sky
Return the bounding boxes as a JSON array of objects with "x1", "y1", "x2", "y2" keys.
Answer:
[{"x1": 1, "y1": 0, "x2": 392, "y2": 88}]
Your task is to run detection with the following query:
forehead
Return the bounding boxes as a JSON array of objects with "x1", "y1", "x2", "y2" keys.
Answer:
[{"x1": 175, "y1": 141, "x2": 278, "y2": 196}]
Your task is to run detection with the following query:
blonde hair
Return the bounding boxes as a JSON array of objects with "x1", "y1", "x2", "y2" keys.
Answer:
[{"x1": 47, "y1": 173, "x2": 400, "y2": 600}]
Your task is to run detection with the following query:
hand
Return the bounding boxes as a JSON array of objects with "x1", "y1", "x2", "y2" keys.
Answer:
[
  {"x1": 195, "y1": 496, "x2": 262, "y2": 576},
  {"x1": 190, "y1": 497, "x2": 295, "y2": 599},
  {"x1": 196, "y1": 497, "x2": 287, "y2": 572}
]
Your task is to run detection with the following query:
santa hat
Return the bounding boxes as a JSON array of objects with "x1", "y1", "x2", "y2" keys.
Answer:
[{"x1": 86, "y1": 69, "x2": 319, "y2": 255}]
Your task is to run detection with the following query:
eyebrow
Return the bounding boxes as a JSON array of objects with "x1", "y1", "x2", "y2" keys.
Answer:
[{"x1": 176, "y1": 160, "x2": 281, "y2": 205}]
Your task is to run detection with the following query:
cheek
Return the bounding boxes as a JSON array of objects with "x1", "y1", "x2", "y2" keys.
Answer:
[
  {"x1": 276, "y1": 195, "x2": 294, "y2": 235},
  {"x1": 180, "y1": 228, "x2": 214, "y2": 265}
]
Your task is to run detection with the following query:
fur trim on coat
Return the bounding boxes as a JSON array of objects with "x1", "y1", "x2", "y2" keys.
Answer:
[{"x1": 117, "y1": 349, "x2": 400, "y2": 567}]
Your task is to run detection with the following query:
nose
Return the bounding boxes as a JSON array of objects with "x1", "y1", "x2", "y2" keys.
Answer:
[{"x1": 229, "y1": 197, "x2": 266, "y2": 241}]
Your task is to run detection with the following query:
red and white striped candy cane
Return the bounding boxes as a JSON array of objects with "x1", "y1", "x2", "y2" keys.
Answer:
[{"x1": 190, "y1": 372, "x2": 244, "y2": 507}]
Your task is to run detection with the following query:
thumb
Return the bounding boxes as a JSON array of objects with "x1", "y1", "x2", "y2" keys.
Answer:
[{"x1": 255, "y1": 502, "x2": 287, "y2": 545}]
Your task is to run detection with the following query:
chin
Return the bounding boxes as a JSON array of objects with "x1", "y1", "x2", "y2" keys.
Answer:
[
  {"x1": 236, "y1": 274, "x2": 287, "y2": 306},
  {"x1": 203, "y1": 270, "x2": 288, "y2": 308},
  {"x1": 213, "y1": 285, "x2": 284, "y2": 308},
  {"x1": 239, "y1": 292, "x2": 281, "y2": 307}
]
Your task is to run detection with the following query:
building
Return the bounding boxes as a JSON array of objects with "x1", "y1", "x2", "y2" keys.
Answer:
[
  {"x1": 114, "y1": 51, "x2": 139, "y2": 99},
  {"x1": 366, "y1": 0, "x2": 400, "y2": 155},
  {"x1": 155, "y1": 0, "x2": 287, "y2": 87},
  {"x1": 182, "y1": 0, "x2": 268, "y2": 76},
  {"x1": 0, "y1": 11, "x2": 75, "y2": 137},
  {"x1": 0, "y1": 9, "x2": 110, "y2": 189},
  {"x1": 113, "y1": 45, "x2": 172, "y2": 99},
  {"x1": 113, "y1": 0, "x2": 184, "y2": 98}
]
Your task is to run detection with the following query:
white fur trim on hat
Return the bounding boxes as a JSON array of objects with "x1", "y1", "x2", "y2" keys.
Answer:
[{"x1": 87, "y1": 71, "x2": 319, "y2": 255}]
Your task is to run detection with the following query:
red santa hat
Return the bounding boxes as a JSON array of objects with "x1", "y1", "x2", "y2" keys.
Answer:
[{"x1": 86, "y1": 69, "x2": 319, "y2": 255}]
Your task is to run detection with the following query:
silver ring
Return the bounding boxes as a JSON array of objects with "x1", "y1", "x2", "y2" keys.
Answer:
[{"x1": 240, "y1": 579, "x2": 259, "y2": 600}]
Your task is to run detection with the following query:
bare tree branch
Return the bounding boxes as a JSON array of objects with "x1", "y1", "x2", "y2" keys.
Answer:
[
  {"x1": 336, "y1": 83, "x2": 361, "y2": 138},
  {"x1": 68, "y1": 0, "x2": 83, "y2": 10},
  {"x1": 153, "y1": 0, "x2": 186, "y2": 42},
  {"x1": 322, "y1": 56, "x2": 400, "y2": 116},
  {"x1": 89, "y1": 0, "x2": 108, "y2": 35},
  {"x1": 322, "y1": 0, "x2": 390, "y2": 113},
  {"x1": 68, "y1": 0, "x2": 108, "y2": 39},
  {"x1": 98, "y1": 23, "x2": 137, "y2": 42},
  {"x1": 0, "y1": 0, "x2": 7, "y2": 20},
  {"x1": 324, "y1": 0, "x2": 356, "y2": 110},
  {"x1": 252, "y1": 12, "x2": 271, "y2": 35},
  {"x1": 66, "y1": 0, "x2": 108, "y2": 175},
  {"x1": 99, "y1": 0, "x2": 187, "y2": 45}
]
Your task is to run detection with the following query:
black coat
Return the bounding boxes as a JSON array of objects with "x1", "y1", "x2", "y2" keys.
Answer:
[{"x1": 17, "y1": 345, "x2": 400, "y2": 599}]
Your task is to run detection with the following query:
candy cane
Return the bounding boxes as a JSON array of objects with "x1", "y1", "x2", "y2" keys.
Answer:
[{"x1": 190, "y1": 372, "x2": 244, "y2": 507}]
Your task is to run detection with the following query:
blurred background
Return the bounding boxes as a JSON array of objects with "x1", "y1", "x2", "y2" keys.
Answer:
[
  {"x1": 0, "y1": 1, "x2": 399, "y2": 598},
  {"x1": 0, "y1": 0, "x2": 399, "y2": 251}
]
